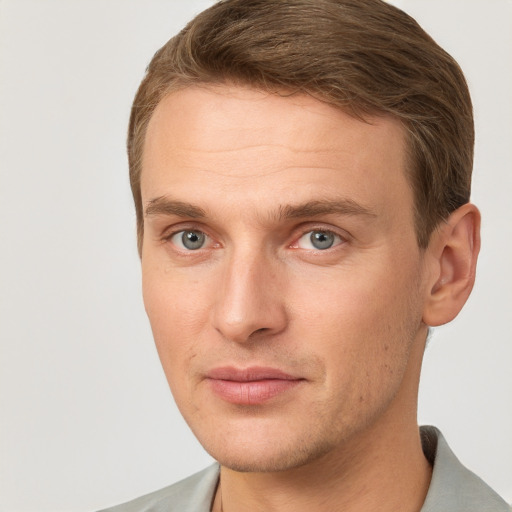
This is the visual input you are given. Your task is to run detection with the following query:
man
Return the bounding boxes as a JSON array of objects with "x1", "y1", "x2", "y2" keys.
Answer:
[{"x1": 100, "y1": 0, "x2": 510, "y2": 510}]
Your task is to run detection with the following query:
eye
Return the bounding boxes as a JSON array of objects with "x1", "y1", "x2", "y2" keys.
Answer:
[
  {"x1": 170, "y1": 230, "x2": 208, "y2": 250},
  {"x1": 296, "y1": 230, "x2": 343, "y2": 250}
]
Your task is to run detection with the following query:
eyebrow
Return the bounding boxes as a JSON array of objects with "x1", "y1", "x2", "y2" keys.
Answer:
[
  {"x1": 145, "y1": 197, "x2": 207, "y2": 218},
  {"x1": 144, "y1": 196, "x2": 376, "y2": 221},
  {"x1": 276, "y1": 199, "x2": 377, "y2": 220}
]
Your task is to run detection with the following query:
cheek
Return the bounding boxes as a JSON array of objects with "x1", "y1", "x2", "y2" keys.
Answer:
[
  {"x1": 290, "y1": 259, "x2": 423, "y2": 385},
  {"x1": 291, "y1": 260, "x2": 411, "y2": 335},
  {"x1": 141, "y1": 265, "x2": 212, "y2": 382}
]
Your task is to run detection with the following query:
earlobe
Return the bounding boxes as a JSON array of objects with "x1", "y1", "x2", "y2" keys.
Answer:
[{"x1": 422, "y1": 203, "x2": 481, "y2": 327}]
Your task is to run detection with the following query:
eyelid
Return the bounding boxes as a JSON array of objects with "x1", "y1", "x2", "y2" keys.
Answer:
[
  {"x1": 290, "y1": 226, "x2": 348, "y2": 250},
  {"x1": 158, "y1": 222, "x2": 348, "y2": 252},
  {"x1": 160, "y1": 221, "x2": 207, "y2": 240},
  {"x1": 160, "y1": 223, "x2": 218, "y2": 252},
  {"x1": 170, "y1": 230, "x2": 208, "y2": 251}
]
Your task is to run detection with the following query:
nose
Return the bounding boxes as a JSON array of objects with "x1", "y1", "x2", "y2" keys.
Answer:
[{"x1": 212, "y1": 248, "x2": 288, "y2": 343}]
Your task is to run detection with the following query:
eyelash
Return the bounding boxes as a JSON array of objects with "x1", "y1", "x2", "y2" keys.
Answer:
[
  {"x1": 167, "y1": 229, "x2": 215, "y2": 251},
  {"x1": 161, "y1": 225, "x2": 347, "y2": 253},
  {"x1": 292, "y1": 229, "x2": 345, "y2": 251}
]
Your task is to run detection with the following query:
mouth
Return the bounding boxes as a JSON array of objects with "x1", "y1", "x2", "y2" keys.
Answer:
[{"x1": 205, "y1": 366, "x2": 305, "y2": 405}]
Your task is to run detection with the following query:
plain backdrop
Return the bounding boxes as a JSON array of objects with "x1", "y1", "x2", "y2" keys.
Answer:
[{"x1": 0, "y1": 1, "x2": 510, "y2": 510}]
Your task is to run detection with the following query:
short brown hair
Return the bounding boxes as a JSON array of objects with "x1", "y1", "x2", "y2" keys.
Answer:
[{"x1": 128, "y1": 0, "x2": 474, "y2": 253}]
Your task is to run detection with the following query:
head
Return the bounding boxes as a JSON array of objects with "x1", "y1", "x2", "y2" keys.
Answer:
[
  {"x1": 131, "y1": 0, "x2": 480, "y2": 473},
  {"x1": 129, "y1": 0, "x2": 474, "y2": 255}
]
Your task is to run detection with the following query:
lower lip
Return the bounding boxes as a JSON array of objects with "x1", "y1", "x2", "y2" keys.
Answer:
[{"x1": 207, "y1": 378, "x2": 302, "y2": 405}]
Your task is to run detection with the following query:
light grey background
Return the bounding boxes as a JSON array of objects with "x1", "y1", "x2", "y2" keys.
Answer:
[{"x1": 0, "y1": 1, "x2": 510, "y2": 510}]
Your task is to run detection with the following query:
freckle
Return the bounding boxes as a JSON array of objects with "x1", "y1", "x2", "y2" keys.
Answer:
[
  {"x1": 359, "y1": 395, "x2": 364, "y2": 402},
  {"x1": 383, "y1": 363, "x2": 393, "y2": 375},
  {"x1": 384, "y1": 344, "x2": 389, "y2": 351}
]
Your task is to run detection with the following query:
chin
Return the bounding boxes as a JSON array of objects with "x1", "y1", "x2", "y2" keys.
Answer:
[{"x1": 199, "y1": 427, "x2": 338, "y2": 473}]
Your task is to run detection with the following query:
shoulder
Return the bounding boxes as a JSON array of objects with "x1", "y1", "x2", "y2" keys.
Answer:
[
  {"x1": 97, "y1": 464, "x2": 220, "y2": 512},
  {"x1": 420, "y1": 426, "x2": 510, "y2": 512}
]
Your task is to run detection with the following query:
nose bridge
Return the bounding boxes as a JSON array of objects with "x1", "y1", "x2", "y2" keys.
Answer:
[{"x1": 213, "y1": 242, "x2": 286, "y2": 343}]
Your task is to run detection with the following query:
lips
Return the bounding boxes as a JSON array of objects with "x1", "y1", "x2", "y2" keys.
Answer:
[{"x1": 205, "y1": 366, "x2": 304, "y2": 405}]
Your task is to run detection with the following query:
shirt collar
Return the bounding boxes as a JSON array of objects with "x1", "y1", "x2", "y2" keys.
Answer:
[{"x1": 420, "y1": 425, "x2": 509, "y2": 511}]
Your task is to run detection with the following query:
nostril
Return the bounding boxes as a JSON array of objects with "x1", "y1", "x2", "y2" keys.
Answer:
[{"x1": 250, "y1": 328, "x2": 269, "y2": 337}]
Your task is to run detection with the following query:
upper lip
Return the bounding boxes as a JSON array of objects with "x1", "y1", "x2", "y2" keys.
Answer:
[{"x1": 206, "y1": 366, "x2": 301, "y2": 382}]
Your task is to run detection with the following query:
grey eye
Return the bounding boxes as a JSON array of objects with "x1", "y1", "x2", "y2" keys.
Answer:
[
  {"x1": 296, "y1": 230, "x2": 342, "y2": 250},
  {"x1": 310, "y1": 231, "x2": 336, "y2": 249},
  {"x1": 171, "y1": 230, "x2": 207, "y2": 250}
]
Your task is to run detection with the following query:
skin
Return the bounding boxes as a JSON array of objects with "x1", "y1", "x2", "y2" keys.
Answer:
[{"x1": 140, "y1": 85, "x2": 480, "y2": 512}]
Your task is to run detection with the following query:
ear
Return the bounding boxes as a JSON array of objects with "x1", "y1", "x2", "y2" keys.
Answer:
[{"x1": 422, "y1": 203, "x2": 481, "y2": 327}]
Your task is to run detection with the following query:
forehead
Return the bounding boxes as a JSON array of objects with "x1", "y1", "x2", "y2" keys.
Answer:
[{"x1": 142, "y1": 85, "x2": 411, "y2": 221}]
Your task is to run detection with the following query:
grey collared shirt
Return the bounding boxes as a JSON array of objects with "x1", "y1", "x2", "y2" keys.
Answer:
[{"x1": 98, "y1": 426, "x2": 510, "y2": 512}]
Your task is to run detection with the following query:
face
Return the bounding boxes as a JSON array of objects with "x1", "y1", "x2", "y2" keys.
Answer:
[{"x1": 141, "y1": 85, "x2": 431, "y2": 472}]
